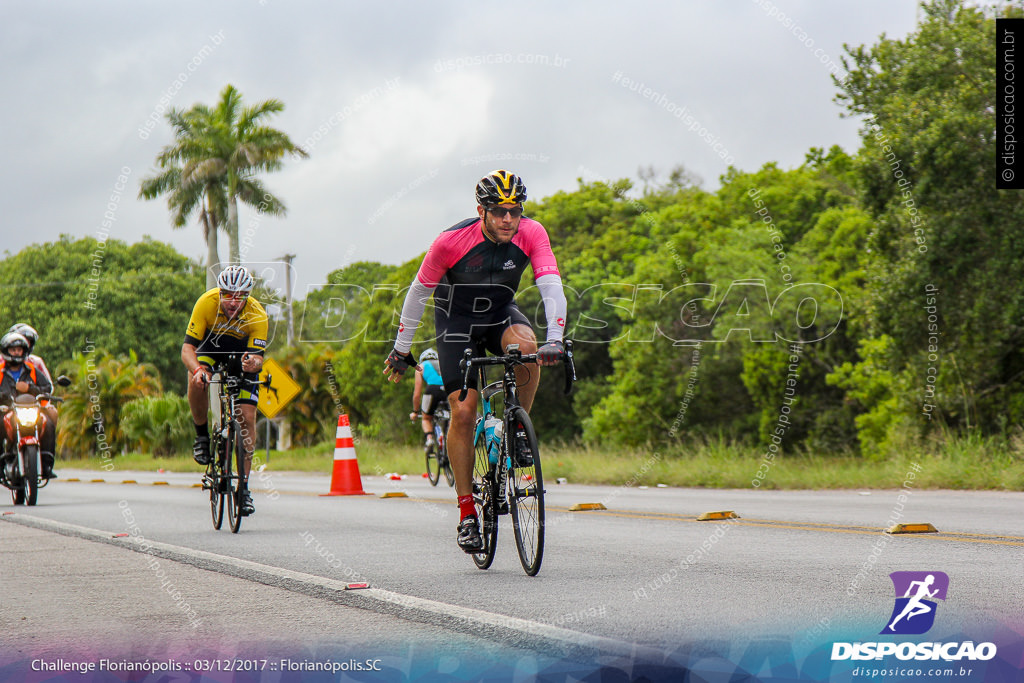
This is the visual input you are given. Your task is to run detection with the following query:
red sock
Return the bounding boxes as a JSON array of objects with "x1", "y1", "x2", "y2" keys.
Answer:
[{"x1": 458, "y1": 495, "x2": 476, "y2": 520}]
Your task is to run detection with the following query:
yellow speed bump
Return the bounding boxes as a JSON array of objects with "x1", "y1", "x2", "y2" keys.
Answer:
[
  {"x1": 697, "y1": 510, "x2": 739, "y2": 521},
  {"x1": 152, "y1": 481, "x2": 170, "y2": 486},
  {"x1": 887, "y1": 522, "x2": 938, "y2": 534},
  {"x1": 66, "y1": 478, "x2": 80, "y2": 482},
  {"x1": 191, "y1": 483, "x2": 203, "y2": 488},
  {"x1": 90, "y1": 479, "x2": 105, "y2": 483},
  {"x1": 380, "y1": 492, "x2": 408, "y2": 499},
  {"x1": 121, "y1": 480, "x2": 137, "y2": 484},
  {"x1": 569, "y1": 503, "x2": 607, "y2": 511}
]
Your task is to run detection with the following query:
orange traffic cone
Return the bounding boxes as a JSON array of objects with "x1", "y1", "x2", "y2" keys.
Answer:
[{"x1": 321, "y1": 414, "x2": 369, "y2": 496}]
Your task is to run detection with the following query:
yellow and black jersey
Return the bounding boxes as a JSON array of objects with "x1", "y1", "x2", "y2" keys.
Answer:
[{"x1": 183, "y1": 288, "x2": 269, "y2": 355}]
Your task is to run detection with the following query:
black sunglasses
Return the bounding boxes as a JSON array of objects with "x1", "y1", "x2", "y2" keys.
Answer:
[{"x1": 486, "y1": 205, "x2": 524, "y2": 219}]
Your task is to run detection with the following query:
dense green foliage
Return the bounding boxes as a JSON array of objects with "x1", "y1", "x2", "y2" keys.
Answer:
[
  {"x1": 121, "y1": 393, "x2": 193, "y2": 456},
  {"x1": 834, "y1": 0, "x2": 1024, "y2": 451},
  {"x1": 57, "y1": 349, "x2": 163, "y2": 456},
  {"x1": 0, "y1": 236, "x2": 204, "y2": 394}
]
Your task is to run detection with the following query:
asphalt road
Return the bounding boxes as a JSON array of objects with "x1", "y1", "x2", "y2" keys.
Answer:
[{"x1": 2, "y1": 467, "x2": 1022, "y2": 679}]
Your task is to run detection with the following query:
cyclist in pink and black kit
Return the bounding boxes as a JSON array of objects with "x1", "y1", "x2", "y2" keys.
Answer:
[{"x1": 383, "y1": 170, "x2": 567, "y2": 553}]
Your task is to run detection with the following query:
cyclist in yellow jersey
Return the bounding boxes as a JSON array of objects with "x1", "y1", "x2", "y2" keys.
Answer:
[{"x1": 181, "y1": 265, "x2": 267, "y2": 515}]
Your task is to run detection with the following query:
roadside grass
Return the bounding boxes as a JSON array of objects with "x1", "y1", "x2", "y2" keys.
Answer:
[{"x1": 63, "y1": 434, "x2": 1024, "y2": 490}]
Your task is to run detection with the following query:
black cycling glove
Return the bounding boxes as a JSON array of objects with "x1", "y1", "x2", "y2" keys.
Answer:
[
  {"x1": 537, "y1": 341, "x2": 564, "y2": 365},
  {"x1": 385, "y1": 348, "x2": 417, "y2": 377}
]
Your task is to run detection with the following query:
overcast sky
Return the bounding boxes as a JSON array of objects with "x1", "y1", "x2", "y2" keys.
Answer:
[{"x1": 2, "y1": 1, "x2": 920, "y2": 302}]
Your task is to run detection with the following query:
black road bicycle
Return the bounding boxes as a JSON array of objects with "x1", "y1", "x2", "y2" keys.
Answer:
[
  {"x1": 425, "y1": 397, "x2": 455, "y2": 487},
  {"x1": 201, "y1": 357, "x2": 270, "y2": 533},
  {"x1": 459, "y1": 340, "x2": 575, "y2": 576}
]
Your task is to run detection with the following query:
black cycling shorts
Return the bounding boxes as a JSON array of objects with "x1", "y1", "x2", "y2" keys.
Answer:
[
  {"x1": 421, "y1": 385, "x2": 447, "y2": 415},
  {"x1": 435, "y1": 301, "x2": 533, "y2": 396},
  {"x1": 196, "y1": 353, "x2": 260, "y2": 406}
]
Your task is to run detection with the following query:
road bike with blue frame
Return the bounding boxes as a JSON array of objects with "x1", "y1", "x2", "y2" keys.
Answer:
[{"x1": 459, "y1": 340, "x2": 575, "y2": 576}]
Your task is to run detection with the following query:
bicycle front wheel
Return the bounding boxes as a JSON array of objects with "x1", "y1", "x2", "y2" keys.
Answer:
[
  {"x1": 507, "y1": 407, "x2": 544, "y2": 576},
  {"x1": 472, "y1": 427, "x2": 498, "y2": 570},
  {"x1": 227, "y1": 428, "x2": 243, "y2": 533},
  {"x1": 439, "y1": 423, "x2": 455, "y2": 487},
  {"x1": 209, "y1": 436, "x2": 225, "y2": 530}
]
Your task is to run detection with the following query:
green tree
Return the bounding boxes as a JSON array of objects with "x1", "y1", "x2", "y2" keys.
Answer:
[
  {"x1": 57, "y1": 350, "x2": 162, "y2": 457},
  {"x1": 144, "y1": 84, "x2": 308, "y2": 268},
  {"x1": 273, "y1": 344, "x2": 344, "y2": 447},
  {"x1": 0, "y1": 236, "x2": 204, "y2": 393},
  {"x1": 296, "y1": 261, "x2": 398, "y2": 345},
  {"x1": 121, "y1": 394, "x2": 193, "y2": 456},
  {"x1": 836, "y1": 0, "x2": 1024, "y2": 441}
]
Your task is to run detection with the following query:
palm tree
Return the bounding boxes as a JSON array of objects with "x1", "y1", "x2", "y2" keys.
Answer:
[
  {"x1": 140, "y1": 84, "x2": 307, "y2": 278},
  {"x1": 191, "y1": 84, "x2": 307, "y2": 264},
  {"x1": 139, "y1": 108, "x2": 227, "y2": 289},
  {"x1": 57, "y1": 350, "x2": 163, "y2": 457}
]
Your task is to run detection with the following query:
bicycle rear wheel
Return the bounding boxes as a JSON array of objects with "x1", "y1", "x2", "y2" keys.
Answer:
[
  {"x1": 507, "y1": 407, "x2": 544, "y2": 576},
  {"x1": 209, "y1": 435, "x2": 225, "y2": 530},
  {"x1": 227, "y1": 427, "x2": 243, "y2": 533},
  {"x1": 425, "y1": 441, "x2": 441, "y2": 486},
  {"x1": 471, "y1": 427, "x2": 498, "y2": 569}
]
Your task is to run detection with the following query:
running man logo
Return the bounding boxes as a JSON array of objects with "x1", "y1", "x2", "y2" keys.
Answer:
[{"x1": 881, "y1": 571, "x2": 949, "y2": 635}]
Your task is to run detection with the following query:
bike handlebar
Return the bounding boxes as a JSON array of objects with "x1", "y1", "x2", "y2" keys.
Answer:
[
  {"x1": 206, "y1": 372, "x2": 272, "y2": 389},
  {"x1": 457, "y1": 339, "x2": 576, "y2": 402}
]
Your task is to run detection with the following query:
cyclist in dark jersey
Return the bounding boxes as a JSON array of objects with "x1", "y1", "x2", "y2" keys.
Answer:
[{"x1": 383, "y1": 170, "x2": 567, "y2": 553}]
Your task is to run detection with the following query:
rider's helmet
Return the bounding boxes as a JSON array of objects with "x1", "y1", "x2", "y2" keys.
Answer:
[
  {"x1": 0, "y1": 332, "x2": 30, "y2": 367},
  {"x1": 420, "y1": 348, "x2": 438, "y2": 363},
  {"x1": 475, "y1": 170, "x2": 527, "y2": 206},
  {"x1": 217, "y1": 265, "x2": 255, "y2": 294},
  {"x1": 8, "y1": 323, "x2": 38, "y2": 354}
]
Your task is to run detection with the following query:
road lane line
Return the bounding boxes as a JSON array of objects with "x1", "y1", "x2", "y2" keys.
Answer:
[
  {"x1": 412, "y1": 497, "x2": 1024, "y2": 547},
  {"x1": 1, "y1": 512, "x2": 653, "y2": 662}
]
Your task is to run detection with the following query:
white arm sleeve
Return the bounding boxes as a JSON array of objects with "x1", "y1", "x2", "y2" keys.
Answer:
[
  {"x1": 536, "y1": 273, "x2": 568, "y2": 344},
  {"x1": 394, "y1": 279, "x2": 434, "y2": 354}
]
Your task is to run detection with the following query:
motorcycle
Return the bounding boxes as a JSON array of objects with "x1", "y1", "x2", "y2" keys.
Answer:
[{"x1": 0, "y1": 375, "x2": 70, "y2": 506}]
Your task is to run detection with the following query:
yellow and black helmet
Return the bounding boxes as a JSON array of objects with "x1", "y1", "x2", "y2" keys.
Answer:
[{"x1": 475, "y1": 169, "x2": 527, "y2": 206}]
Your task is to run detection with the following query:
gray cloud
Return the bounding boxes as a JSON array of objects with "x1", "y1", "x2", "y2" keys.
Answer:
[{"x1": 0, "y1": 0, "x2": 917, "y2": 297}]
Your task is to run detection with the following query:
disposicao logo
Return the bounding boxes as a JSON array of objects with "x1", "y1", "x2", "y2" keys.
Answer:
[
  {"x1": 831, "y1": 571, "x2": 997, "y2": 663},
  {"x1": 881, "y1": 571, "x2": 948, "y2": 635}
]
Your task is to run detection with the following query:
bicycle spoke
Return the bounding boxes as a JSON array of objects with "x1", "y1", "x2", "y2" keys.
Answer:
[{"x1": 508, "y1": 407, "x2": 544, "y2": 576}]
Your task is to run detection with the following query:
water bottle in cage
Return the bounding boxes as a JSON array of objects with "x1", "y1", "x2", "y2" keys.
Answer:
[{"x1": 485, "y1": 416, "x2": 503, "y2": 464}]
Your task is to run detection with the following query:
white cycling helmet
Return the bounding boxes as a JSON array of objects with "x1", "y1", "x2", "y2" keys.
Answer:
[
  {"x1": 420, "y1": 348, "x2": 438, "y2": 362},
  {"x1": 217, "y1": 265, "x2": 255, "y2": 293}
]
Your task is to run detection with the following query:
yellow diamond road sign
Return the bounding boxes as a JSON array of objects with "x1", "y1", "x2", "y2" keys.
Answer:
[{"x1": 258, "y1": 357, "x2": 302, "y2": 419}]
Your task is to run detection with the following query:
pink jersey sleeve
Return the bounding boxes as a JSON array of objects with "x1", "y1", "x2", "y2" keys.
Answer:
[{"x1": 514, "y1": 218, "x2": 561, "y2": 279}]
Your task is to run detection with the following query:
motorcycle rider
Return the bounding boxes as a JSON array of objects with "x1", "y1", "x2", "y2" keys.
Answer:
[
  {"x1": 0, "y1": 332, "x2": 56, "y2": 478},
  {"x1": 6, "y1": 323, "x2": 59, "y2": 475},
  {"x1": 7, "y1": 323, "x2": 54, "y2": 383}
]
